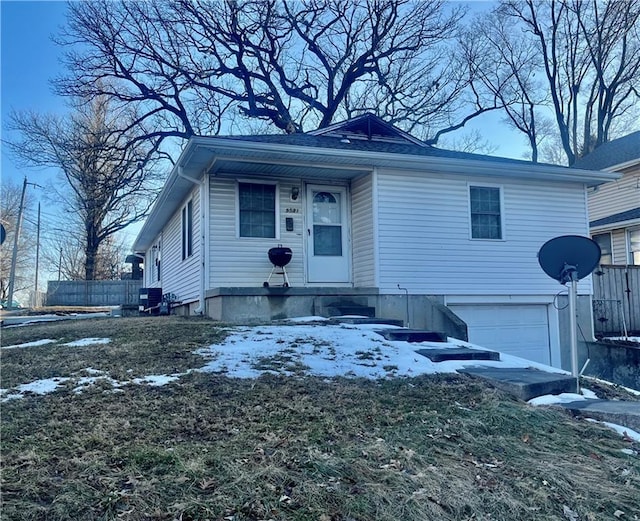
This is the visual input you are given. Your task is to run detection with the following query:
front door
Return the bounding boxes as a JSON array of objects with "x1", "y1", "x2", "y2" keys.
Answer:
[{"x1": 306, "y1": 185, "x2": 350, "y2": 283}]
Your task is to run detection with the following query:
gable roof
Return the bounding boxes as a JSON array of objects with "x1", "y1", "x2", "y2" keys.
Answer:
[
  {"x1": 309, "y1": 113, "x2": 426, "y2": 146},
  {"x1": 573, "y1": 131, "x2": 640, "y2": 171}
]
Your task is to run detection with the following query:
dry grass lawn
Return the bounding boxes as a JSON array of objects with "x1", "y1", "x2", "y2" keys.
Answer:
[{"x1": 1, "y1": 316, "x2": 639, "y2": 521}]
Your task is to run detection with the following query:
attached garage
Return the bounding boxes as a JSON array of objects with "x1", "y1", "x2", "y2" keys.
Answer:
[{"x1": 448, "y1": 304, "x2": 555, "y2": 365}]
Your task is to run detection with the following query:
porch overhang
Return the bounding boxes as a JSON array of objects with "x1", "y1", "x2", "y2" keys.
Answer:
[{"x1": 133, "y1": 135, "x2": 620, "y2": 251}]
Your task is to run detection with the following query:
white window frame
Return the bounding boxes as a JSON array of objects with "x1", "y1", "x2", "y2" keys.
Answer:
[
  {"x1": 592, "y1": 232, "x2": 612, "y2": 264},
  {"x1": 181, "y1": 199, "x2": 193, "y2": 261},
  {"x1": 150, "y1": 239, "x2": 162, "y2": 283},
  {"x1": 468, "y1": 183, "x2": 505, "y2": 241},
  {"x1": 628, "y1": 227, "x2": 640, "y2": 265},
  {"x1": 236, "y1": 180, "x2": 280, "y2": 239}
]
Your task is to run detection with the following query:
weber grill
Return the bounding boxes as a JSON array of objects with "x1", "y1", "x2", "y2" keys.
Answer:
[{"x1": 263, "y1": 246, "x2": 292, "y2": 287}]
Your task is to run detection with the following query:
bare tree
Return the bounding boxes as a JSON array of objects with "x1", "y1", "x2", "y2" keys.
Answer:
[
  {"x1": 460, "y1": 11, "x2": 553, "y2": 162},
  {"x1": 7, "y1": 96, "x2": 164, "y2": 280},
  {"x1": 0, "y1": 180, "x2": 36, "y2": 303},
  {"x1": 55, "y1": 0, "x2": 500, "y2": 143},
  {"x1": 499, "y1": 0, "x2": 640, "y2": 165},
  {"x1": 41, "y1": 214, "x2": 128, "y2": 280}
]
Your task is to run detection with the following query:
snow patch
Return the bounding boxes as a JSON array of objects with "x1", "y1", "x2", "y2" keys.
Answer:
[
  {"x1": 131, "y1": 374, "x2": 181, "y2": 386},
  {"x1": 586, "y1": 418, "x2": 640, "y2": 442},
  {"x1": 1, "y1": 339, "x2": 57, "y2": 350},
  {"x1": 63, "y1": 338, "x2": 111, "y2": 347},
  {"x1": 528, "y1": 393, "x2": 587, "y2": 406}
]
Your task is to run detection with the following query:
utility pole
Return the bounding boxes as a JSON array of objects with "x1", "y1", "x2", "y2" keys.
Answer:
[
  {"x1": 33, "y1": 202, "x2": 41, "y2": 307},
  {"x1": 7, "y1": 177, "x2": 42, "y2": 309},
  {"x1": 6, "y1": 178, "x2": 27, "y2": 309}
]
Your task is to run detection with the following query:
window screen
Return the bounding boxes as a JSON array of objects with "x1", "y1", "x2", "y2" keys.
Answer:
[{"x1": 239, "y1": 183, "x2": 276, "y2": 238}]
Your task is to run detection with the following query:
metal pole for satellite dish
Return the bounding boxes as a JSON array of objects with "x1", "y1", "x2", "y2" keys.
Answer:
[{"x1": 568, "y1": 274, "x2": 579, "y2": 391}]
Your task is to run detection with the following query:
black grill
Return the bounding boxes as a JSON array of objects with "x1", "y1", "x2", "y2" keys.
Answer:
[
  {"x1": 264, "y1": 246, "x2": 292, "y2": 287},
  {"x1": 268, "y1": 246, "x2": 292, "y2": 267}
]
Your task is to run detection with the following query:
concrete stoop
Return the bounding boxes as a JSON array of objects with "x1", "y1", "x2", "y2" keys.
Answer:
[
  {"x1": 459, "y1": 368, "x2": 578, "y2": 401},
  {"x1": 555, "y1": 400, "x2": 640, "y2": 432}
]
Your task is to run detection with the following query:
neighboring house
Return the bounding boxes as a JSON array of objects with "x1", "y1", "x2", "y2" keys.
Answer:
[
  {"x1": 133, "y1": 114, "x2": 616, "y2": 368},
  {"x1": 574, "y1": 131, "x2": 640, "y2": 336},
  {"x1": 574, "y1": 131, "x2": 640, "y2": 265}
]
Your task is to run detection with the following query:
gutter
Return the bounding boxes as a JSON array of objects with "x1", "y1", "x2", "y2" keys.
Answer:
[
  {"x1": 176, "y1": 166, "x2": 206, "y2": 315},
  {"x1": 194, "y1": 137, "x2": 622, "y2": 185}
]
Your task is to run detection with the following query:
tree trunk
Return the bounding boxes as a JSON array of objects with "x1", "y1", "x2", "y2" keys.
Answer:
[{"x1": 85, "y1": 226, "x2": 100, "y2": 281}]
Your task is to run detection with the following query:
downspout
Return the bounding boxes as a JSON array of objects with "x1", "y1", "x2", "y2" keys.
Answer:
[{"x1": 177, "y1": 167, "x2": 206, "y2": 315}]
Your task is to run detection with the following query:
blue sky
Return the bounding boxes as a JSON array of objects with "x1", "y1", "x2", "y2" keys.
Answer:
[
  {"x1": 1, "y1": 1, "x2": 70, "y2": 189},
  {"x1": 0, "y1": 0, "x2": 528, "y2": 280},
  {"x1": 1, "y1": 1, "x2": 526, "y2": 184}
]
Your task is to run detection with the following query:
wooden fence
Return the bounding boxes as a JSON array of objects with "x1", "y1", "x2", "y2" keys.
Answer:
[
  {"x1": 592, "y1": 265, "x2": 640, "y2": 336},
  {"x1": 46, "y1": 280, "x2": 142, "y2": 307}
]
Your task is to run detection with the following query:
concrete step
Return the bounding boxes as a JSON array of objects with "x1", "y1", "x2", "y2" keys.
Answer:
[
  {"x1": 555, "y1": 399, "x2": 640, "y2": 432},
  {"x1": 376, "y1": 329, "x2": 448, "y2": 343},
  {"x1": 415, "y1": 347, "x2": 500, "y2": 362},
  {"x1": 330, "y1": 317, "x2": 404, "y2": 327},
  {"x1": 327, "y1": 305, "x2": 376, "y2": 317},
  {"x1": 460, "y1": 367, "x2": 577, "y2": 401}
]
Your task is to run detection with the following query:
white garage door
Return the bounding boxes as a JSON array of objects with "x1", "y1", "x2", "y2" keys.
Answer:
[{"x1": 448, "y1": 304, "x2": 551, "y2": 365}]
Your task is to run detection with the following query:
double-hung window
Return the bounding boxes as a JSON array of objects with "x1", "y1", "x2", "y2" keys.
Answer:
[
  {"x1": 469, "y1": 185, "x2": 503, "y2": 240},
  {"x1": 239, "y1": 182, "x2": 276, "y2": 238},
  {"x1": 182, "y1": 200, "x2": 193, "y2": 260},
  {"x1": 592, "y1": 232, "x2": 612, "y2": 264},
  {"x1": 628, "y1": 228, "x2": 639, "y2": 265}
]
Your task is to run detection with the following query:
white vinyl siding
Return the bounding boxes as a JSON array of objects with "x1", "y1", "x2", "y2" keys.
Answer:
[
  {"x1": 375, "y1": 169, "x2": 592, "y2": 295},
  {"x1": 149, "y1": 186, "x2": 201, "y2": 301},
  {"x1": 351, "y1": 173, "x2": 376, "y2": 286},
  {"x1": 209, "y1": 177, "x2": 304, "y2": 287},
  {"x1": 588, "y1": 165, "x2": 639, "y2": 221}
]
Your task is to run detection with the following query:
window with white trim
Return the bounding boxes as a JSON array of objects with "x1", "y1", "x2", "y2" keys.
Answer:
[
  {"x1": 182, "y1": 200, "x2": 193, "y2": 260},
  {"x1": 593, "y1": 232, "x2": 612, "y2": 264},
  {"x1": 151, "y1": 242, "x2": 161, "y2": 282},
  {"x1": 469, "y1": 185, "x2": 503, "y2": 240},
  {"x1": 628, "y1": 228, "x2": 640, "y2": 265},
  {"x1": 239, "y1": 182, "x2": 276, "y2": 238}
]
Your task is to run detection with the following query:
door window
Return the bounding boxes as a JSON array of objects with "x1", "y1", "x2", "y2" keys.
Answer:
[{"x1": 313, "y1": 191, "x2": 342, "y2": 256}]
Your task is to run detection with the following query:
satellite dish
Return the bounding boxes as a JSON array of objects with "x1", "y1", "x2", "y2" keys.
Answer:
[
  {"x1": 537, "y1": 235, "x2": 601, "y2": 384},
  {"x1": 538, "y1": 235, "x2": 601, "y2": 284}
]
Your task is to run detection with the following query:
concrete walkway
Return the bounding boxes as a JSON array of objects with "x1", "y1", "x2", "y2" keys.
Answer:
[
  {"x1": 457, "y1": 367, "x2": 640, "y2": 432},
  {"x1": 459, "y1": 367, "x2": 578, "y2": 401},
  {"x1": 556, "y1": 399, "x2": 640, "y2": 432}
]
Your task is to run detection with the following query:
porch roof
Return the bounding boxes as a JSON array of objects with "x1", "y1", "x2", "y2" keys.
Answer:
[{"x1": 133, "y1": 133, "x2": 620, "y2": 252}]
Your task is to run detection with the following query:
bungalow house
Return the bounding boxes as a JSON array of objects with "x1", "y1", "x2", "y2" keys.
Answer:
[
  {"x1": 573, "y1": 131, "x2": 640, "y2": 265},
  {"x1": 133, "y1": 114, "x2": 617, "y2": 368}
]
